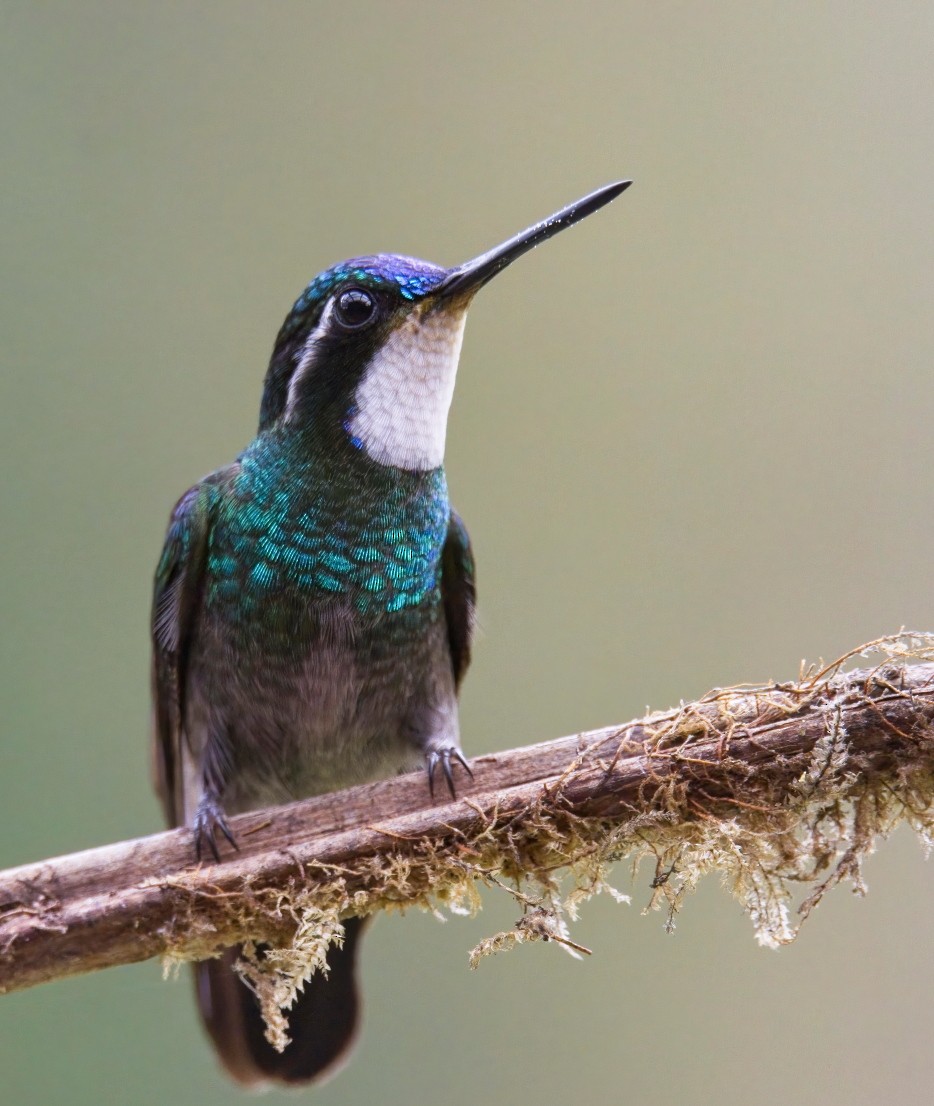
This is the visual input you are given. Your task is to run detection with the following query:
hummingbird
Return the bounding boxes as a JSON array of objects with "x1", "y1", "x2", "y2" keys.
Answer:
[{"x1": 151, "y1": 179, "x2": 631, "y2": 1086}]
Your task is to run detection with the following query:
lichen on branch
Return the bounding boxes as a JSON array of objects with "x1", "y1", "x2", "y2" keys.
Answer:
[{"x1": 3, "y1": 632, "x2": 934, "y2": 1053}]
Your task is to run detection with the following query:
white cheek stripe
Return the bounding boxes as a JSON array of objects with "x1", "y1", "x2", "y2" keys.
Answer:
[
  {"x1": 285, "y1": 298, "x2": 335, "y2": 421},
  {"x1": 348, "y1": 309, "x2": 467, "y2": 471}
]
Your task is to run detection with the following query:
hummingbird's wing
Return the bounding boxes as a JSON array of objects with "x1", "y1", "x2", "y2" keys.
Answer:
[
  {"x1": 151, "y1": 466, "x2": 237, "y2": 826},
  {"x1": 440, "y1": 508, "x2": 476, "y2": 689}
]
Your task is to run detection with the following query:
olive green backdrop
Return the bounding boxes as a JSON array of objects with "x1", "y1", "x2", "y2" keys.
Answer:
[{"x1": 2, "y1": 3, "x2": 933, "y2": 1104}]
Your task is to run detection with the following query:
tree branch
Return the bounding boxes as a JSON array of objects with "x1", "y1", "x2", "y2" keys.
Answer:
[{"x1": 3, "y1": 634, "x2": 934, "y2": 1004}]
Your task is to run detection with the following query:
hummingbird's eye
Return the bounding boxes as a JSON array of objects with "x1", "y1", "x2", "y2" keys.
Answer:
[{"x1": 334, "y1": 288, "x2": 378, "y2": 329}]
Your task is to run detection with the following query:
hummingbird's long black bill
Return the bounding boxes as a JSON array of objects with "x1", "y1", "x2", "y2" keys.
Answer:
[{"x1": 436, "y1": 179, "x2": 632, "y2": 301}]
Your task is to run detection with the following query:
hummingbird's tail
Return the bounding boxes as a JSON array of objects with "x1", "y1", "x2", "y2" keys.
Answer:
[{"x1": 193, "y1": 917, "x2": 367, "y2": 1087}]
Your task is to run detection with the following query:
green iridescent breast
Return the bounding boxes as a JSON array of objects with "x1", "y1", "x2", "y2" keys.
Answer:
[{"x1": 205, "y1": 436, "x2": 450, "y2": 621}]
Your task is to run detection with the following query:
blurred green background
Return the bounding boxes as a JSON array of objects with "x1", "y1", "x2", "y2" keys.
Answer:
[{"x1": 2, "y1": 3, "x2": 933, "y2": 1104}]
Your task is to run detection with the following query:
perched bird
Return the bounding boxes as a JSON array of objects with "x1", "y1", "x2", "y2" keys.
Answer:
[{"x1": 151, "y1": 179, "x2": 631, "y2": 1087}]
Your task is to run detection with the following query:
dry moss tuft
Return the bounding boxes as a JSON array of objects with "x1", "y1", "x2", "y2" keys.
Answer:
[{"x1": 159, "y1": 632, "x2": 934, "y2": 1046}]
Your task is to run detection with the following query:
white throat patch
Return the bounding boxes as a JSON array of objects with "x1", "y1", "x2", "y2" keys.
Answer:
[{"x1": 348, "y1": 306, "x2": 467, "y2": 471}]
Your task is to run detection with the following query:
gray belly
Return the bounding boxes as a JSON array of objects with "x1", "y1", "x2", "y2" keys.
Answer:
[{"x1": 183, "y1": 602, "x2": 458, "y2": 818}]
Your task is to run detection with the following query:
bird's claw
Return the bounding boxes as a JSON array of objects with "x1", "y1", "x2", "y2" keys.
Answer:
[
  {"x1": 426, "y1": 746, "x2": 473, "y2": 800},
  {"x1": 192, "y1": 793, "x2": 239, "y2": 862}
]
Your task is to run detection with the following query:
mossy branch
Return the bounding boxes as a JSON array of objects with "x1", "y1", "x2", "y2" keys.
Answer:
[{"x1": 3, "y1": 633, "x2": 934, "y2": 1032}]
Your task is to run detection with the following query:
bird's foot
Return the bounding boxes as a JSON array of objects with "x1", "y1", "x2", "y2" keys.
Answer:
[
  {"x1": 192, "y1": 792, "x2": 239, "y2": 862},
  {"x1": 426, "y1": 745, "x2": 473, "y2": 799}
]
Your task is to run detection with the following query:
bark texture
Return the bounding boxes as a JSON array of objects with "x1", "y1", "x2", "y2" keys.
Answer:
[{"x1": 2, "y1": 641, "x2": 934, "y2": 1004}]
